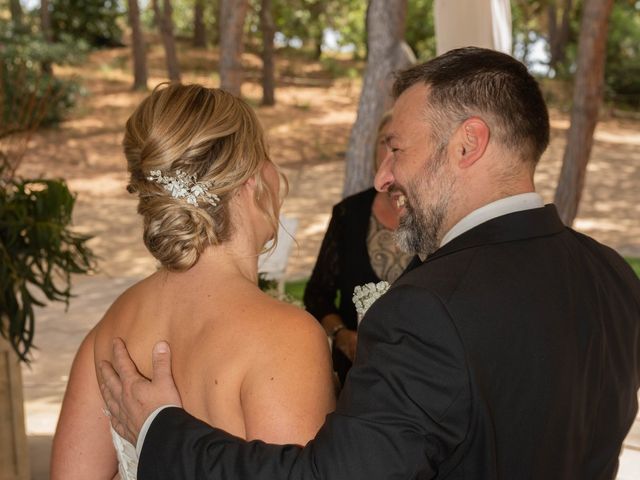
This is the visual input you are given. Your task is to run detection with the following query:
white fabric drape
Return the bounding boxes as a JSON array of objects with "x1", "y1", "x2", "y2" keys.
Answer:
[{"x1": 434, "y1": 0, "x2": 512, "y2": 55}]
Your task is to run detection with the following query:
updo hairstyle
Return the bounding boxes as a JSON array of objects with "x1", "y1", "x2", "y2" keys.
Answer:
[{"x1": 124, "y1": 83, "x2": 282, "y2": 271}]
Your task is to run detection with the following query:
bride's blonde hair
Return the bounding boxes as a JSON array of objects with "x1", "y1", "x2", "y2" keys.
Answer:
[{"x1": 124, "y1": 83, "x2": 283, "y2": 271}]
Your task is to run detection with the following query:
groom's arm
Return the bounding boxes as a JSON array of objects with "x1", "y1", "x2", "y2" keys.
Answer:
[{"x1": 104, "y1": 285, "x2": 471, "y2": 479}]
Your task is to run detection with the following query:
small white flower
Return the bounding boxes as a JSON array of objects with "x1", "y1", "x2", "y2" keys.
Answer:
[
  {"x1": 191, "y1": 184, "x2": 205, "y2": 196},
  {"x1": 147, "y1": 168, "x2": 219, "y2": 207},
  {"x1": 352, "y1": 281, "x2": 390, "y2": 318},
  {"x1": 166, "y1": 179, "x2": 186, "y2": 198}
]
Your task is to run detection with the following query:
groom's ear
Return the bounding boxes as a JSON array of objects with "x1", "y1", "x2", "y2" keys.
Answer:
[{"x1": 451, "y1": 117, "x2": 490, "y2": 169}]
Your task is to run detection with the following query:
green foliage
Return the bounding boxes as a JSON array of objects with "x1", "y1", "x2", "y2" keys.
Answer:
[
  {"x1": 244, "y1": 0, "x2": 366, "y2": 59},
  {"x1": 258, "y1": 272, "x2": 277, "y2": 291},
  {"x1": 511, "y1": 0, "x2": 547, "y2": 67},
  {"x1": 319, "y1": 56, "x2": 360, "y2": 79},
  {"x1": 0, "y1": 168, "x2": 97, "y2": 363},
  {"x1": 604, "y1": 2, "x2": 640, "y2": 108},
  {"x1": 324, "y1": 0, "x2": 367, "y2": 59},
  {"x1": 271, "y1": 0, "x2": 326, "y2": 55},
  {"x1": 247, "y1": 0, "x2": 435, "y2": 62},
  {"x1": 0, "y1": 25, "x2": 85, "y2": 130},
  {"x1": 51, "y1": 0, "x2": 124, "y2": 47},
  {"x1": 405, "y1": 0, "x2": 436, "y2": 61},
  {"x1": 258, "y1": 273, "x2": 303, "y2": 306},
  {"x1": 626, "y1": 257, "x2": 640, "y2": 278},
  {"x1": 141, "y1": 0, "x2": 219, "y2": 41},
  {"x1": 163, "y1": 0, "x2": 195, "y2": 35},
  {"x1": 284, "y1": 278, "x2": 307, "y2": 302},
  {"x1": 511, "y1": 0, "x2": 640, "y2": 108}
]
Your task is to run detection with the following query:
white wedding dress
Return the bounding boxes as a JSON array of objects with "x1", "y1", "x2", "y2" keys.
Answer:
[{"x1": 111, "y1": 427, "x2": 139, "y2": 480}]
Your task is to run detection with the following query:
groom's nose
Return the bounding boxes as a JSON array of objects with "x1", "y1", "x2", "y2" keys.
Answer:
[{"x1": 374, "y1": 152, "x2": 394, "y2": 193}]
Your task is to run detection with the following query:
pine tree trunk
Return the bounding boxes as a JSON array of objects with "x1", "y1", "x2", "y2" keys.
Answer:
[
  {"x1": 10, "y1": 0, "x2": 24, "y2": 34},
  {"x1": 219, "y1": 0, "x2": 248, "y2": 96},
  {"x1": 128, "y1": 0, "x2": 148, "y2": 90},
  {"x1": 40, "y1": 0, "x2": 53, "y2": 74},
  {"x1": 548, "y1": 0, "x2": 573, "y2": 71},
  {"x1": 314, "y1": 30, "x2": 323, "y2": 60},
  {"x1": 41, "y1": 0, "x2": 52, "y2": 41},
  {"x1": 342, "y1": 0, "x2": 414, "y2": 197},
  {"x1": 310, "y1": 0, "x2": 325, "y2": 60},
  {"x1": 260, "y1": 0, "x2": 276, "y2": 105},
  {"x1": 153, "y1": 0, "x2": 181, "y2": 82},
  {"x1": 193, "y1": 0, "x2": 207, "y2": 48},
  {"x1": 553, "y1": 0, "x2": 614, "y2": 225}
]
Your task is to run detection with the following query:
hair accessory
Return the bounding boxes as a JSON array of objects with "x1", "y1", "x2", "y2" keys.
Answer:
[{"x1": 147, "y1": 169, "x2": 220, "y2": 207}]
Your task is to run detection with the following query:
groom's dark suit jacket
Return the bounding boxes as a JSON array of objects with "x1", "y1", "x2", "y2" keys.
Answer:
[{"x1": 139, "y1": 205, "x2": 640, "y2": 479}]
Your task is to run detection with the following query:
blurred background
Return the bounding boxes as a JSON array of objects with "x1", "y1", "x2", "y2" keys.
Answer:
[{"x1": 0, "y1": 0, "x2": 638, "y2": 478}]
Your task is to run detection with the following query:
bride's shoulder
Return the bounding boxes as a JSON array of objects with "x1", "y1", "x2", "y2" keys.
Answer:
[
  {"x1": 238, "y1": 295, "x2": 332, "y2": 388},
  {"x1": 244, "y1": 294, "x2": 327, "y2": 350},
  {"x1": 92, "y1": 275, "x2": 158, "y2": 345},
  {"x1": 98, "y1": 274, "x2": 158, "y2": 322}
]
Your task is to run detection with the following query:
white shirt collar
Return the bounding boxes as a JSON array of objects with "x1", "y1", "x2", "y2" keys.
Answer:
[{"x1": 440, "y1": 193, "x2": 544, "y2": 247}]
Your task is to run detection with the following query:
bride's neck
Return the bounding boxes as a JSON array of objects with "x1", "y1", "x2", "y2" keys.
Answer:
[
  {"x1": 163, "y1": 197, "x2": 272, "y2": 285},
  {"x1": 185, "y1": 241, "x2": 260, "y2": 284}
]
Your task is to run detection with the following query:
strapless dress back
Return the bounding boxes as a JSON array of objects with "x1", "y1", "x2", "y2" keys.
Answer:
[{"x1": 111, "y1": 427, "x2": 138, "y2": 480}]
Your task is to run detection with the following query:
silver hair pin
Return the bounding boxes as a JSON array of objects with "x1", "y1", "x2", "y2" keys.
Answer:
[{"x1": 147, "y1": 169, "x2": 220, "y2": 207}]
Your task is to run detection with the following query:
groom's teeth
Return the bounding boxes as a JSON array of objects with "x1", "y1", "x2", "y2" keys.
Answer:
[{"x1": 397, "y1": 195, "x2": 406, "y2": 208}]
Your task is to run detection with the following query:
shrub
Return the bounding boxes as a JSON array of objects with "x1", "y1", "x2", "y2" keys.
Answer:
[
  {"x1": 0, "y1": 164, "x2": 97, "y2": 362},
  {"x1": 51, "y1": 0, "x2": 124, "y2": 48},
  {"x1": 0, "y1": 29, "x2": 85, "y2": 131}
]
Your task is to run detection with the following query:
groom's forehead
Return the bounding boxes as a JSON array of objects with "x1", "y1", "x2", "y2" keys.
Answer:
[{"x1": 392, "y1": 85, "x2": 432, "y2": 126}]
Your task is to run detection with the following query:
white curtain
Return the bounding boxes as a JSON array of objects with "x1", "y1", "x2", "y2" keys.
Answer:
[{"x1": 434, "y1": 0, "x2": 512, "y2": 55}]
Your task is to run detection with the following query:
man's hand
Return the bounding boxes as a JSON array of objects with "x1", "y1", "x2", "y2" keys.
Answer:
[
  {"x1": 335, "y1": 329, "x2": 358, "y2": 362},
  {"x1": 98, "y1": 338, "x2": 182, "y2": 445}
]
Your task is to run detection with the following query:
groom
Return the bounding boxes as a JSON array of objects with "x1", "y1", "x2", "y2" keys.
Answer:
[{"x1": 100, "y1": 47, "x2": 640, "y2": 479}]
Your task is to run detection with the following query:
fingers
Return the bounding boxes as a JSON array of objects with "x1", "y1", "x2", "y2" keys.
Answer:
[
  {"x1": 151, "y1": 341, "x2": 172, "y2": 385},
  {"x1": 99, "y1": 360, "x2": 123, "y2": 418},
  {"x1": 100, "y1": 337, "x2": 181, "y2": 443},
  {"x1": 99, "y1": 365, "x2": 135, "y2": 444},
  {"x1": 151, "y1": 341, "x2": 183, "y2": 407},
  {"x1": 339, "y1": 331, "x2": 358, "y2": 361},
  {"x1": 112, "y1": 337, "x2": 139, "y2": 380}
]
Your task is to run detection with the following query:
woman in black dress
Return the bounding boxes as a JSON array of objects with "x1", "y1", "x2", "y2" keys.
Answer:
[{"x1": 304, "y1": 114, "x2": 413, "y2": 385}]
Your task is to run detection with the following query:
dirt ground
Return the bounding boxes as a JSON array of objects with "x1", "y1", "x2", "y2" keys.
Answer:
[{"x1": 13, "y1": 43, "x2": 640, "y2": 282}]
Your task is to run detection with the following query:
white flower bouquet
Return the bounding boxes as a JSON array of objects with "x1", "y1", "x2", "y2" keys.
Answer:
[{"x1": 352, "y1": 281, "x2": 390, "y2": 323}]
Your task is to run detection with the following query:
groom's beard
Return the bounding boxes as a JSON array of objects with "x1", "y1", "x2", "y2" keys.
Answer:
[
  {"x1": 395, "y1": 154, "x2": 456, "y2": 257},
  {"x1": 396, "y1": 196, "x2": 444, "y2": 256}
]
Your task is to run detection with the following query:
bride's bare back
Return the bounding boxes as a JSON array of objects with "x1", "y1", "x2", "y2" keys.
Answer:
[
  {"x1": 94, "y1": 267, "x2": 335, "y2": 444},
  {"x1": 51, "y1": 266, "x2": 335, "y2": 480}
]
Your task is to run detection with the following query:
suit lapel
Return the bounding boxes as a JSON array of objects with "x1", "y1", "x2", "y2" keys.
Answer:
[
  {"x1": 395, "y1": 205, "x2": 565, "y2": 282},
  {"x1": 426, "y1": 204, "x2": 565, "y2": 263},
  {"x1": 401, "y1": 254, "x2": 424, "y2": 275}
]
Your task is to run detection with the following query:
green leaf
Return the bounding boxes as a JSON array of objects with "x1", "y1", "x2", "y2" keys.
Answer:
[{"x1": 0, "y1": 170, "x2": 97, "y2": 363}]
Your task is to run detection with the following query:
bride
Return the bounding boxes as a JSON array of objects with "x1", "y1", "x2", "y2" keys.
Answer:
[{"x1": 50, "y1": 83, "x2": 336, "y2": 479}]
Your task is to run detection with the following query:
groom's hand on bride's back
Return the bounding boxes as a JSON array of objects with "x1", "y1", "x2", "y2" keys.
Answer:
[{"x1": 98, "y1": 338, "x2": 182, "y2": 445}]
